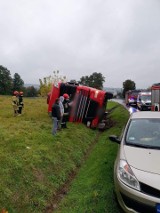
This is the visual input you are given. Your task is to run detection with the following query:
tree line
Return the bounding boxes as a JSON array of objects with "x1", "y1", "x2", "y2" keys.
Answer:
[
  {"x1": 39, "y1": 73, "x2": 138, "y2": 98},
  {"x1": 39, "y1": 71, "x2": 105, "y2": 97},
  {"x1": 0, "y1": 65, "x2": 38, "y2": 97},
  {"x1": 0, "y1": 64, "x2": 137, "y2": 98}
]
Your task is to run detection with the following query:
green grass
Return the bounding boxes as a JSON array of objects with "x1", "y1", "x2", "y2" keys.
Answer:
[
  {"x1": 0, "y1": 96, "x2": 98, "y2": 212},
  {"x1": 55, "y1": 101, "x2": 129, "y2": 213},
  {"x1": 0, "y1": 96, "x2": 129, "y2": 212}
]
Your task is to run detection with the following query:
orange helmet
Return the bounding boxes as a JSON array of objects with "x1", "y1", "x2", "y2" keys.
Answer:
[
  {"x1": 63, "y1": 93, "x2": 69, "y2": 99},
  {"x1": 19, "y1": 91, "x2": 23, "y2": 95},
  {"x1": 13, "y1": 91, "x2": 19, "y2": 95}
]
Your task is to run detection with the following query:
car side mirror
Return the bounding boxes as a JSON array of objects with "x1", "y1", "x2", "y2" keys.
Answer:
[{"x1": 109, "y1": 135, "x2": 120, "y2": 144}]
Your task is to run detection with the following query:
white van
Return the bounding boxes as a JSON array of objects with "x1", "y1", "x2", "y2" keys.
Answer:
[{"x1": 137, "y1": 92, "x2": 151, "y2": 111}]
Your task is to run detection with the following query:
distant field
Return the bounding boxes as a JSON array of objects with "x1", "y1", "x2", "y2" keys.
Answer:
[{"x1": 0, "y1": 96, "x2": 129, "y2": 212}]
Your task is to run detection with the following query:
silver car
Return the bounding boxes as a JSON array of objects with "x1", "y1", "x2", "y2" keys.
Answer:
[{"x1": 109, "y1": 111, "x2": 160, "y2": 213}]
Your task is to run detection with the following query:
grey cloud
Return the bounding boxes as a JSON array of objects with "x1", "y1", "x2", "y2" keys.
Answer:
[{"x1": 0, "y1": 0, "x2": 160, "y2": 89}]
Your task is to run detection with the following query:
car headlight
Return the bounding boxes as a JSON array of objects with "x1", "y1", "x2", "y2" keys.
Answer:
[
  {"x1": 118, "y1": 160, "x2": 140, "y2": 191},
  {"x1": 129, "y1": 99, "x2": 134, "y2": 102},
  {"x1": 141, "y1": 101, "x2": 145, "y2": 105}
]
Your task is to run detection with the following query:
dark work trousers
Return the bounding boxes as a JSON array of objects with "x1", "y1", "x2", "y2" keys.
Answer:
[
  {"x1": 18, "y1": 106, "x2": 23, "y2": 114},
  {"x1": 61, "y1": 114, "x2": 69, "y2": 128}
]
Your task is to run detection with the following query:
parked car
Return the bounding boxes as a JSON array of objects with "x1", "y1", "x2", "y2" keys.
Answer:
[
  {"x1": 109, "y1": 111, "x2": 160, "y2": 213},
  {"x1": 137, "y1": 91, "x2": 151, "y2": 111}
]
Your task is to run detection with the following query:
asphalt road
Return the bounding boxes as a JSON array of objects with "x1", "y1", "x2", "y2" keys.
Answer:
[{"x1": 111, "y1": 98, "x2": 139, "y2": 114}]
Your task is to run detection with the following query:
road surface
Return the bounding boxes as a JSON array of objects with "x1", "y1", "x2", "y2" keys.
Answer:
[{"x1": 111, "y1": 98, "x2": 139, "y2": 114}]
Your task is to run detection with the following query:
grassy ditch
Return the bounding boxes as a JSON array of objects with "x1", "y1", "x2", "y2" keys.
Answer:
[
  {"x1": 55, "y1": 101, "x2": 129, "y2": 213},
  {"x1": 0, "y1": 96, "x2": 129, "y2": 212}
]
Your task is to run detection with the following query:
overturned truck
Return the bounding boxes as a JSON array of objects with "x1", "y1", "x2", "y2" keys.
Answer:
[{"x1": 47, "y1": 82, "x2": 113, "y2": 130}]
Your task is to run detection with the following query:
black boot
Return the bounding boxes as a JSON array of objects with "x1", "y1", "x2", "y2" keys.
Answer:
[{"x1": 61, "y1": 122, "x2": 66, "y2": 128}]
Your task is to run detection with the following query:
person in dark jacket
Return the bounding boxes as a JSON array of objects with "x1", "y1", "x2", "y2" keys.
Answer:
[{"x1": 52, "y1": 98, "x2": 61, "y2": 135}]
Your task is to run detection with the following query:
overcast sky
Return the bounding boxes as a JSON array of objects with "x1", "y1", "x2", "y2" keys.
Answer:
[{"x1": 0, "y1": 0, "x2": 160, "y2": 89}]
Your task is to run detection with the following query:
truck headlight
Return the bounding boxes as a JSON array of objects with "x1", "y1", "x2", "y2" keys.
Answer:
[{"x1": 118, "y1": 160, "x2": 140, "y2": 191}]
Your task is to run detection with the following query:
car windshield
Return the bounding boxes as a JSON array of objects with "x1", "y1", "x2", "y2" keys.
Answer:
[
  {"x1": 126, "y1": 118, "x2": 160, "y2": 149},
  {"x1": 141, "y1": 95, "x2": 151, "y2": 101}
]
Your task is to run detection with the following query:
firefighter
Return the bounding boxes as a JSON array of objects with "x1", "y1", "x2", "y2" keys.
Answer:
[
  {"x1": 61, "y1": 93, "x2": 70, "y2": 128},
  {"x1": 18, "y1": 91, "x2": 24, "y2": 115},
  {"x1": 12, "y1": 91, "x2": 19, "y2": 116}
]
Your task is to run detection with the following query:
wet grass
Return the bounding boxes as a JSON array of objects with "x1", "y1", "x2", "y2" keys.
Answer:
[
  {"x1": 0, "y1": 96, "x2": 129, "y2": 212},
  {"x1": 0, "y1": 96, "x2": 97, "y2": 212},
  {"x1": 55, "y1": 101, "x2": 129, "y2": 213}
]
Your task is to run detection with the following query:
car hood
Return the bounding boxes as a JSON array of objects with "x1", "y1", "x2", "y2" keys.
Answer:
[
  {"x1": 142, "y1": 100, "x2": 151, "y2": 104},
  {"x1": 124, "y1": 145, "x2": 160, "y2": 175}
]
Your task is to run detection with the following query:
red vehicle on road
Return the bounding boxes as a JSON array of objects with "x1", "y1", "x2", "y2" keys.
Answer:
[
  {"x1": 151, "y1": 83, "x2": 160, "y2": 111},
  {"x1": 47, "y1": 82, "x2": 113, "y2": 129},
  {"x1": 125, "y1": 90, "x2": 141, "y2": 106}
]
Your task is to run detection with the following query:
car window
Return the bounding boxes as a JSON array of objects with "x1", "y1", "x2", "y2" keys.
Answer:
[
  {"x1": 141, "y1": 95, "x2": 151, "y2": 101},
  {"x1": 126, "y1": 118, "x2": 160, "y2": 149}
]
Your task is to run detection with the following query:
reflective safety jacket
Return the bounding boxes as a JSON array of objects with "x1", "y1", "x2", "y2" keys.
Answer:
[
  {"x1": 12, "y1": 95, "x2": 18, "y2": 105},
  {"x1": 12, "y1": 95, "x2": 18, "y2": 109}
]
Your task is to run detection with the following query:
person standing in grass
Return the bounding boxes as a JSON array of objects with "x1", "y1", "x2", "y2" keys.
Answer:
[
  {"x1": 12, "y1": 91, "x2": 19, "y2": 116},
  {"x1": 61, "y1": 93, "x2": 71, "y2": 128},
  {"x1": 18, "y1": 91, "x2": 24, "y2": 115},
  {"x1": 52, "y1": 98, "x2": 61, "y2": 135},
  {"x1": 58, "y1": 96, "x2": 64, "y2": 130}
]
